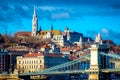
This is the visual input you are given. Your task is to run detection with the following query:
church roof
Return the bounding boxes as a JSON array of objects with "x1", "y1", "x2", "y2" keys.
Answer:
[
  {"x1": 52, "y1": 30, "x2": 62, "y2": 35},
  {"x1": 38, "y1": 30, "x2": 62, "y2": 36}
]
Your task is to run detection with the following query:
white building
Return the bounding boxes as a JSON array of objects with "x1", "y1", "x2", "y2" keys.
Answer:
[{"x1": 16, "y1": 52, "x2": 68, "y2": 73}]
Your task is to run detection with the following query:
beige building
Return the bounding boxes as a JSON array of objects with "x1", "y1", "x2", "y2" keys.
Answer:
[
  {"x1": 37, "y1": 30, "x2": 64, "y2": 46},
  {"x1": 16, "y1": 52, "x2": 68, "y2": 73},
  {"x1": 17, "y1": 52, "x2": 44, "y2": 73}
]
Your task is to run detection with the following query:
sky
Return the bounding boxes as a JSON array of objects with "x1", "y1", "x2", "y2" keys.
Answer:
[{"x1": 0, "y1": 0, "x2": 120, "y2": 44}]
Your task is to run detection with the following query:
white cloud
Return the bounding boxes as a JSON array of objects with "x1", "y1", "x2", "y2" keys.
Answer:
[
  {"x1": 52, "y1": 12, "x2": 70, "y2": 19},
  {"x1": 102, "y1": 28, "x2": 109, "y2": 34},
  {"x1": 38, "y1": 6, "x2": 56, "y2": 11},
  {"x1": 22, "y1": 5, "x2": 29, "y2": 11}
]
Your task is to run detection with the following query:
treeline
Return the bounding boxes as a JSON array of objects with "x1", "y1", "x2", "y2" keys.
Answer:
[{"x1": 0, "y1": 34, "x2": 52, "y2": 48}]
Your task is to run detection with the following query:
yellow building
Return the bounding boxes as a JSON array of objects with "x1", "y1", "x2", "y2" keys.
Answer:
[
  {"x1": 17, "y1": 52, "x2": 44, "y2": 73},
  {"x1": 37, "y1": 29, "x2": 64, "y2": 46},
  {"x1": 16, "y1": 52, "x2": 68, "y2": 73}
]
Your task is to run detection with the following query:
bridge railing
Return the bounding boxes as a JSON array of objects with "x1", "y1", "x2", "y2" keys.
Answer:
[{"x1": 100, "y1": 52, "x2": 120, "y2": 59}]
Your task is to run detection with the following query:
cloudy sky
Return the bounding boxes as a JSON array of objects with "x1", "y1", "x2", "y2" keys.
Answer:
[{"x1": 0, "y1": 0, "x2": 120, "y2": 44}]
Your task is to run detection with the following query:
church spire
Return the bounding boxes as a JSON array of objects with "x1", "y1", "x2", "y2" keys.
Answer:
[
  {"x1": 65, "y1": 26, "x2": 69, "y2": 30},
  {"x1": 32, "y1": 5, "x2": 38, "y2": 36},
  {"x1": 51, "y1": 24, "x2": 53, "y2": 31},
  {"x1": 79, "y1": 36, "x2": 82, "y2": 42},
  {"x1": 78, "y1": 36, "x2": 83, "y2": 47},
  {"x1": 33, "y1": 5, "x2": 36, "y2": 17},
  {"x1": 87, "y1": 38, "x2": 90, "y2": 42},
  {"x1": 95, "y1": 33, "x2": 102, "y2": 44},
  {"x1": 39, "y1": 26, "x2": 42, "y2": 32}
]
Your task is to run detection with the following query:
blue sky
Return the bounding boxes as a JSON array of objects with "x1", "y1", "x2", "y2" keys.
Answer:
[{"x1": 0, "y1": 0, "x2": 120, "y2": 44}]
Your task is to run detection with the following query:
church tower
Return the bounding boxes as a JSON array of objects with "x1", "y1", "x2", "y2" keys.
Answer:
[
  {"x1": 51, "y1": 24, "x2": 54, "y2": 31},
  {"x1": 95, "y1": 33, "x2": 102, "y2": 44},
  {"x1": 64, "y1": 26, "x2": 70, "y2": 41},
  {"x1": 79, "y1": 36, "x2": 83, "y2": 47},
  {"x1": 32, "y1": 6, "x2": 38, "y2": 36}
]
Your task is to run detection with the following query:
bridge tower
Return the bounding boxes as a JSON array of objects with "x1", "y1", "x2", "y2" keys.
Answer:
[{"x1": 88, "y1": 44, "x2": 109, "y2": 80}]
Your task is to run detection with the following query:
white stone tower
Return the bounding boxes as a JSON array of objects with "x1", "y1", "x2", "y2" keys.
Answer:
[
  {"x1": 88, "y1": 44, "x2": 109, "y2": 80},
  {"x1": 32, "y1": 6, "x2": 38, "y2": 36},
  {"x1": 64, "y1": 27, "x2": 70, "y2": 41},
  {"x1": 95, "y1": 33, "x2": 102, "y2": 44},
  {"x1": 79, "y1": 36, "x2": 83, "y2": 46}
]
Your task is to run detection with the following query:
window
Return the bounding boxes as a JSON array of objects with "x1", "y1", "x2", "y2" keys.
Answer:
[
  {"x1": 36, "y1": 60, "x2": 38, "y2": 63},
  {"x1": 36, "y1": 65, "x2": 37, "y2": 68},
  {"x1": 40, "y1": 65, "x2": 42, "y2": 68},
  {"x1": 32, "y1": 60, "x2": 33, "y2": 64},
  {"x1": 40, "y1": 60, "x2": 42, "y2": 63},
  {"x1": 34, "y1": 60, "x2": 35, "y2": 63},
  {"x1": 19, "y1": 61, "x2": 21, "y2": 64}
]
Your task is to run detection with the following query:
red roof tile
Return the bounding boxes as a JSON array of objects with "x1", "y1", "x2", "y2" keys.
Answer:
[
  {"x1": 15, "y1": 32, "x2": 31, "y2": 37},
  {"x1": 24, "y1": 52, "x2": 64, "y2": 58},
  {"x1": 24, "y1": 52, "x2": 43, "y2": 57},
  {"x1": 8, "y1": 46, "x2": 28, "y2": 51},
  {"x1": 61, "y1": 46, "x2": 81, "y2": 52},
  {"x1": 75, "y1": 46, "x2": 81, "y2": 51},
  {"x1": 41, "y1": 45, "x2": 47, "y2": 48},
  {"x1": 60, "y1": 47, "x2": 72, "y2": 51},
  {"x1": 45, "y1": 53, "x2": 64, "y2": 57}
]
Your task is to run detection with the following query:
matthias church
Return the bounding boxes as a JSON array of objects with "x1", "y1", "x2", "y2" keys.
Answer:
[{"x1": 16, "y1": 6, "x2": 92, "y2": 46}]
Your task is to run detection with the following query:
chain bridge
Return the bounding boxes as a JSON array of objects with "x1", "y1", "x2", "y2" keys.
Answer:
[
  {"x1": 18, "y1": 44, "x2": 120, "y2": 80},
  {"x1": 1, "y1": 44, "x2": 120, "y2": 80}
]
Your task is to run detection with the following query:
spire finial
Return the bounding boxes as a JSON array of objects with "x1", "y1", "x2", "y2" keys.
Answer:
[
  {"x1": 65, "y1": 26, "x2": 69, "y2": 30},
  {"x1": 33, "y1": 5, "x2": 36, "y2": 16},
  {"x1": 79, "y1": 36, "x2": 82, "y2": 42},
  {"x1": 51, "y1": 24, "x2": 53, "y2": 31},
  {"x1": 39, "y1": 26, "x2": 42, "y2": 32}
]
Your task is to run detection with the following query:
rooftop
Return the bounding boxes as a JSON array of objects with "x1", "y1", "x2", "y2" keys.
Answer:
[
  {"x1": 15, "y1": 32, "x2": 31, "y2": 37},
  {"x1": 38, "y1": 30, "x2": 62, "y2": 36},
  {"x1": 23, "y1": 52, "x2": 64, "y2": 58}
]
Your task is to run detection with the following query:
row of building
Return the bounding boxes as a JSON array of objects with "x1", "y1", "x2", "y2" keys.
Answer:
[
  {"x1": 0, "y1": 40, "x2": 115, "y2": 75},
  {"x1": 0, "y1": 6, "x2": 117, "y2": 79}
]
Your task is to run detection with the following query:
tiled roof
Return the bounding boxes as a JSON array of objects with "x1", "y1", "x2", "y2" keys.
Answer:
[
  {"x1": 75, "y1": 46, "x2": 81, "y2": 51},
  {"x1": 45, "y1": 53, "x2": 64, "y2": 57},
  {"x1": 60, "y1": 47, "x2": 72, "y2": 52},
  {"x1": 61, "y1": 46, "x2": 81, "y2": 52},
  {"x1": 41, "y1": 45, "x2": 47, "y2": 48},
  {"x1": 38, "y1": 30, "x2": 62, "y2": 36},
  {"x1": 52, "y1": 30, "x2": 62, "y2": 35},
  {"x1": 24, "y1": 52, "x2": 43, "y2": 57},
  {"x1": 15, "y1": 32, "x2": 31, "y2": 37},
  {"x1": 23, "y1": 52, "x2": 64, "y2": 58},
  {"x1": 8, "y1": 46, "x2": 28, "y2": 51}
]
